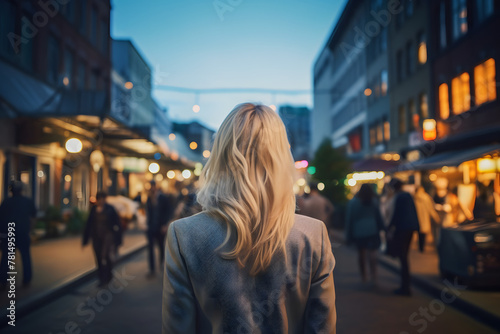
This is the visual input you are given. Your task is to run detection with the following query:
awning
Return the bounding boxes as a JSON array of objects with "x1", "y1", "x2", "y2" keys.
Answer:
[
  {"x1": 397, "y1": 144, "x2": 500, "y2": 171},
  {"x1": 352, "y1": 158, "x2": 400, "y2": 172}
]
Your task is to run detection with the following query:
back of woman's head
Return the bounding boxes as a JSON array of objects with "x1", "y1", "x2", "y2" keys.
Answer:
[
  {"x1": 197, "y1": 103, "x2": 296, "y2": 275},
  {"x1": 356, "y1": 184, "x2": 375, "y2": 205}
]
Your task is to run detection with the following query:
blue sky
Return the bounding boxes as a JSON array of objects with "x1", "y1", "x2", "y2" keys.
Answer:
[{"x1": 111, "y1": 0, "x2": 346, "y2": 130}]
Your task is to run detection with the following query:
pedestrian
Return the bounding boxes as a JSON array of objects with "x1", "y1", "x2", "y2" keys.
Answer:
[
  {"x1": 82, "y1": 191, "x2": 123, "y2": 287},
  {"x1": 0, "y1": 181, "x2": 37, "y2": 288},
  {"x1": 345, "y1": 184, "x2": 385, "y2": 284},
  {"x1": 387, "y1": 178, "x2": 420, "y2": 296},
  {"x1": 414, "y1": 186, "x2": 440, "y2": 252},
  {"x1": 162, "y1": 103, "x2": 336, "y2": 333},
  {"x1": 299, "y1": 182, "x2": 334, "y2": 229},
  {"x1": 146, "y1": 180, "x2": 172, "y2": 278}
]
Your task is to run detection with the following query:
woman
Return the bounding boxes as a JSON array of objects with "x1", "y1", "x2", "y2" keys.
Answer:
[
  {"x1": 162, "y1": 103, "x2": 336, "y2": 333},
  {"x1": 345, "y1": 184, "x2": 385, "y2": 284},
  {"x1": 83, "y1": 191, "x2": 123, "y2": 287}
]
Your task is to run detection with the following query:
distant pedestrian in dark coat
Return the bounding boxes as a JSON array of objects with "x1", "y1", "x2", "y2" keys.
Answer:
[
  {"x1": 83, "y1": 191, "x2": 123, "y2": 287},
  {"x1": 146, "y1": 181, "x2": 172, "y2": 277},
  {"x1": 345, "y1": 184, "x2": 385, "y2": 284},
  {"x1": 0, "y1": 181, "x2": 37, "y2": 287},
  {"x1": 388, "y1": 178, "x2": 420, "y2": 296}
]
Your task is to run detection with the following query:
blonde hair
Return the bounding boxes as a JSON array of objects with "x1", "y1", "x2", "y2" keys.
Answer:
[{"x1": 197, "y1": 103, "x2": 296, "y2": 275}]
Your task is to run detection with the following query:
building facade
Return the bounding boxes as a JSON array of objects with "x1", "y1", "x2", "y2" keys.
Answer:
[{"x1": 279, "y1": 105, "x2": 311, "y2": 161}]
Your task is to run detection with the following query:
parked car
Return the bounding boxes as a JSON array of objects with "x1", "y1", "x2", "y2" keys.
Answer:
[{"x1": 438, "y1": 219, "x2": 500, "y2": 287}]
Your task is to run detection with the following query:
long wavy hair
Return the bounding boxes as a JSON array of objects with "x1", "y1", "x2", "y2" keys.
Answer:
[{"x1": 197, "y1": 103, "x2": 296, "y2": 275}]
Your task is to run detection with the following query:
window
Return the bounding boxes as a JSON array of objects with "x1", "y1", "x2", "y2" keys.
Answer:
[
  {"x1": 440, "y1": 1, "x2": 447, "y2": 49},
  {"x1": 419, "y1": 93, "x2": 429, "y2": 119},
  {"x1": 376, "y1": 123, "x2": 383, "y2": 143},
  {"x1": 451, "y1": 72, "x2": 470, "y2": 114},
  {"x1": 398, "y1": 105, "x2": 406, "y2": 135},
  {"x1": 439, "y1": 83, "x2": 450, "y2": 119},
  {"x1": 100, "y1": 19, "x2": 108, "y2": 55},
  {"x1": 409, "y1": 99, "x2": 418, "y2": 130},
  {"x1": 474, "y1": 58, "x2": 496, "y2": 106},
  {"x1": 406, "y1": 42, "x2": 416, "y2": 75},
  {"x1": 90, "y1": 5, "x2": 98, "y2": 45},
  {"x1": 77, "y1": 61, "x2": 86, "y2": 89},
  {"x1": 79, "y1": 0, "x2": 87, "y2": 35},
  {"x1": 417, "y1": 33, "x2": 427, "y2": 64},
  {"x1": 47, "y1": 35, "x2": 60, "y2": 85},
  {"x1": 381, "y1": 70, "x2": 388, "y2": 96},
  {"x1": 370, "y1": 126, "x2": 376, "y2": 146},
  {"x1": 64, "y1": 49, "x2": 74, "y2": 89},
  {"x1": 452, "y1": 0, "x2": 468, "y2": 40},
  {"x1": 0, "y1": 1, "x2": 16, "y2": 57},
  {"x1": 396, "y1": 50, "x2": 404, "y2": 82},
  {"x1": 476, "y1": 0, "x2": 494, "y2": 23},
  {"x1": 384, "y1": 121, "x2": 390, "y2": 141}
]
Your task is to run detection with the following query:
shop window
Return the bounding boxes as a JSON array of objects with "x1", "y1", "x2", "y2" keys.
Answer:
[
  {"x1": 474, "y1": 58, "x2": 496, "y2": 106},
  {"x1": 452, "y1": 0, "x2": 468, "y2": 41},
  {"x1": 439, "y1": 83, "x2": 450, "y2": 119},
  {"x1": 398, "y1": 104, "x2": 406, "y2": 135},
  {"x1": 419, "y1": 93, "x2": 429, "y2": 119},
  {"x1": 417, "y1": 33, "x2": 427, "y2": 65},
  {"x1": 476, "y1": 0, "x2": 494, "y2": 23},
  {"x1": 384, "y1": 121, "x2": 390, "y2": 141},
  {"x1": 451, "y1": 72, "x2": 470, "y2": 114}
]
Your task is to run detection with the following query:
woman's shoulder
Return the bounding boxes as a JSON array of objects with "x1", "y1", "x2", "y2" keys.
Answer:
[{"x1": 290, "y1": 214, "x2": 327, "y2": 243}]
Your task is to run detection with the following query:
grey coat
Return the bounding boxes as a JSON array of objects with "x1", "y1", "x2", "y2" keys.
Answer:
[{"x1": 162, "y1": 212, "x2": 336, "y2": 333}]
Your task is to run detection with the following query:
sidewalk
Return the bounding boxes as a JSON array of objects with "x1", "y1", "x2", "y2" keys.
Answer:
[
  {"x1": 0, "y1": 229, "x2": 148, "y2": 321},
  {"x1": 330, "y1": 229, "x2": 500, "y2": 329}
]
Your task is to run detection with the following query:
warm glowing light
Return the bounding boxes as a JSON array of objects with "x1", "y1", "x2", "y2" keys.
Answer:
[
  {"x1": 192, "y1": 104, "x2": 200, "y2": 113},
  {"x1": 350, "y1": 171, "x2": 385, "y2": 181},
  {"x1": 439, "y1": 83, "x2": 450, "y2": 119},
  {"x1": 182, "y1": 169, "x2": 192, "y2": 179},
  {"x1": 317, "y1": 182, "x2": 325, "y2": 191},
  {"x1": 37, "y1": 171, "x2": 44, "y2": 178},
  {"x1": 392, "y1": 154, "x2": 400, "y2": 161},
  {"x1": 474, "y1": 58, "x2": 496, "y2": 106},
  {"x1": 169, "y1": 133, "x2": 176, "y2": 140},
  {"x1": 148, "y1": 162, "x2": 160, "y2": 174},
  {"x1": 297, "y1": 178, "x2": 306, "y2": 187},
  {"x1": 269, "y1": 105, "x2": 276, "y2": 111},
  {"x1": 429, "y1": 173, "x2": 437, "y2": 181},
  {"x1": 442, "y1": 166, "x2": 449, "y2": 173},
  {"x1": 382, "y1": 153, "x2": 392, "y2": 161},
  {"x1": 167, "y1": 170, "x2": 176, "y2": 179},
  {"x1": 418, "y1": 42, "x2": 427, "y2": 64},
  {"x1": 364, "y1": 88, "x2": 372, "y2": 96},
  {"x1": 63, "y1": 198, "x2": 70, "y2": 205},
  {"x1": 63, "y1": 76, "x2": 69, "y2": 86},
  {"x1": 422, "y1": 119, "x2": 437, "y2": 141},
  {"x1": 451, "y1": 72, "x2": 470, "y2": 115},
  {"x1": 294, "y1": 160, "x2": 309, "y2": 169},
  {"x1": 194, "y1": 169, "x2": 201, "y2": 176},
  {"x1": 125, "y1": 81, "x2": 133, "y2": 89},
  {"x1": 190, "y1": 142, "x2": 198, "y2": 150},
  {"x1": 171, "y1": 152, "x2": 179, "y2": 161},
  {"x1": 64, "y1": 175, "x2": 72, "y2": 182},
  {"x1": 155, "y1": 174, "x2": 164, "y2": 182},
  {"x1": 348, "y1": 179, "x2": 357, "y2": 187},
  {"x1": 304, "y1": 186, "x2": 311, "y2": 194},
  {"x1": 203, "y1": 150, "x2": 210, "y2": 158},
  {"x1": 477, "y1": 158, "x2": 496, "y2": 173},
  {"x1": 65, "y1": 138, "x2": 83, "y2": 153}
]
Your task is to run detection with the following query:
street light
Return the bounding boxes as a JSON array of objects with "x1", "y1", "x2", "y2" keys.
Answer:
[
  {"x1": 190, "y1": 142, "x2": 198, "y2": 150},
  {"x1": 65, "y1": 138, "x2": 82, "y2": 153},
  {"x1": 149, "y1": 162, "x2": 160, "y2": 174}
]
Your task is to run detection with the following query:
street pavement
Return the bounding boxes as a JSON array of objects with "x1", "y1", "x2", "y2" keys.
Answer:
[{"x1": 2, "y1": 243, "x2": 498, "y2": 333}]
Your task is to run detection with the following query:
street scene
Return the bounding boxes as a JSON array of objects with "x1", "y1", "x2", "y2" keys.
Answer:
[{"x1": 1, "y1": 0, "x2": 500, "y2": 333}]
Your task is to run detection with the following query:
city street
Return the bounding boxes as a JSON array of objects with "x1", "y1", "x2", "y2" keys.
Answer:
[{"x1": 3, "y1": 243, "x2": 497, "y2": 334}]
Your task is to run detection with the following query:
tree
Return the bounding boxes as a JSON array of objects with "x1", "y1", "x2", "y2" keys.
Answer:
[{"x1": 311, "y1": 138, "x2": 351, "y2": 205}]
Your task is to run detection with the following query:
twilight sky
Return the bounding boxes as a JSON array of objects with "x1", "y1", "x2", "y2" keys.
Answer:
[{"x1": 111, "y1": 0, "x2": 346, "y2": 130}]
